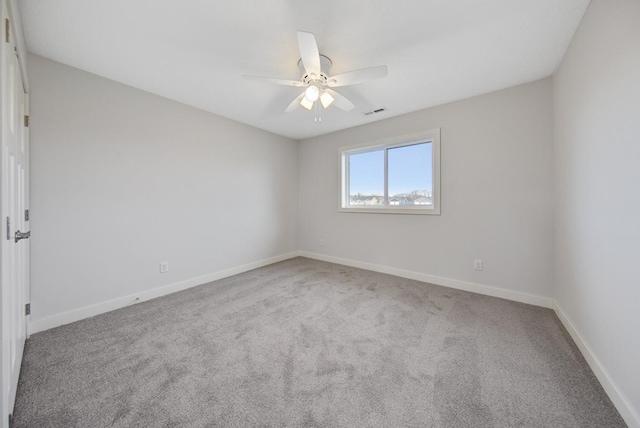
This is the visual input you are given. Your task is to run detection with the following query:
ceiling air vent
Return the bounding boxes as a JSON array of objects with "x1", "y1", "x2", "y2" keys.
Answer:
[{"x1": 364, "y1": 107, "x2": 387, "y2": 116}]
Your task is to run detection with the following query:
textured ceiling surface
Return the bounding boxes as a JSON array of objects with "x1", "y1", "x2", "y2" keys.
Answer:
[{"x1": 19, "y1": 0, "x2": 590, "y2": 140}]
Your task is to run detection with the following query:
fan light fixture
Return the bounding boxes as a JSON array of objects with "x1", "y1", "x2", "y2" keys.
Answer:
[
  {"x1": 300, "y1": 97, "x2": 314, "y2": 110},
  {"x1": 320, "y1": 91, "x2": 335, "y2": 108},
  {"x1": 301, "y1": 88, "x2": 334, "y2": 110},
  {"x1": 305, "y1": 85, "x2": 320, "y2": 101}
]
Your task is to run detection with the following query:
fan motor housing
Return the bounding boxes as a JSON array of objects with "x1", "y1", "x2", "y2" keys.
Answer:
[{"x1": 298, "y1": 55, "x2": 332, "y2": 86}]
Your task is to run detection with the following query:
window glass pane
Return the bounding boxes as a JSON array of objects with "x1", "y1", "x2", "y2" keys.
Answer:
[
  {"x1": 387, "y1": 142, "x2": 432, "y2": 206},
  {"x1": 349, "y1": 150, "x2": 384, "y2": 206}
]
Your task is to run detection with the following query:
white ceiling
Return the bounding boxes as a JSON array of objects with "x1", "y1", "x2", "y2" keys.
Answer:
[{"x1": 19, "y1": 0, "x2": 589, "y2": 140}]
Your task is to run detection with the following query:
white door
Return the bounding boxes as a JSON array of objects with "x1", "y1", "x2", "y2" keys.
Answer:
[{"x1": 1, "y1": 5, "x2": 29, "y2": 422}]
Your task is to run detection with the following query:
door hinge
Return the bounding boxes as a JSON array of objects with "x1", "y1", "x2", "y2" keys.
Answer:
[
  {"x1": 4, "y1": 19, "x2": 9, "y2": 44},
  {"x1": 24, "y1": 115, "x2": 29, "y2": 127},
  {"x1": 25, "y1": 303, "x2": 31, "y2": 316},
  {"x1": 25, "y1": 209, "x2": 29, "y2": 221},
  {"x1": 6, "y1": 217, "x2": 10, "y2": 240}
]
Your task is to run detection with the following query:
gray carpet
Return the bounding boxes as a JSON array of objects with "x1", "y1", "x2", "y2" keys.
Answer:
[{"x1": 14, "y1": 257, "x2": 625, "y2": 427}]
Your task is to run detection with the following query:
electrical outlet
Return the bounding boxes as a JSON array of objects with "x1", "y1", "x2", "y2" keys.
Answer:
[
  {"x1": 160, "y1": 262, "x2": 169, "y2": 273},
  {"x1": 474, "y1": 259, "x2": 483, "y2": 271},
  {"x1": 319, "y1": 238, "x2": 325, "y2": 247}
]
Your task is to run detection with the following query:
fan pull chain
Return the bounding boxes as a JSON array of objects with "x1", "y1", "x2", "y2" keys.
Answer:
[{"x1": 315, "y1": 100, "x2": 322, "y2": 123}]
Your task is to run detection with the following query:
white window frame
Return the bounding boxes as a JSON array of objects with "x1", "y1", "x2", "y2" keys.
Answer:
[{"x1": 339, "y1": 128, "x2": 441, "y2": 215}]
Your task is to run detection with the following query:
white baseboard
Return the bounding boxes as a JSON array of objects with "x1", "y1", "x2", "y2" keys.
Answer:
[
  {"x1": 28, "y1": 252, "x2": 299, "y2": 334},
  {"x1": 29, "y1": 251, "x2": 553, "y2": 334},
  {"x1": 553, "y1": 301, "x2": 640, "y2": 428},
  {"x1": 299, "y1": 251, "x2": 638, "y2": 425},
  {"x1": 299, "y1": 251, "x2": 554, "y2": 308},
  {"x1": 27, "y1": 250, "x2": 637, "y2": 426}
]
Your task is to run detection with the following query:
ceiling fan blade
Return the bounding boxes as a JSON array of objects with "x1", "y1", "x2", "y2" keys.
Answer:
[
  {"x1": 297, "y1": 31, "x2": 321, "y2": 76},
  {"x1": 327, "y1": 65, "x2": 388, "y2": 87},
  {"x1": 285, "y1": 92, "x2": 306, "y2": 112},
  {"x1": 325, "y1": 89, "x2": 355, "y2": 111},
  {"x1": 243, "y1": 75, "x2": 305, "y2": 87}
]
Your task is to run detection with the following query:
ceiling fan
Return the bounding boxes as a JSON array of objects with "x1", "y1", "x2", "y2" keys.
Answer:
[{"x1": 244, "y1": 31, "x2": 388, "y2": 113}]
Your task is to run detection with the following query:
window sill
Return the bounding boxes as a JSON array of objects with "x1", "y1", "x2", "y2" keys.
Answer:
[{"x1": 338, "y1": 207, "x2": 441, "y2": 215}]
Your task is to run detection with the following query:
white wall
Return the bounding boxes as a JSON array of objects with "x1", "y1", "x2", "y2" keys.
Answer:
[
  {"x1": 20, "y1": 3, "x2": 640, "y2": 422},
  {"x1": 28, "y1": 55, "x2": 298, "y2": 327},
  {"x1": 553, "y1": 0, "x2": 640, "y2": 424},
  {"x1": 298, "y1": 78, "x2": 554, "y2": 302}
]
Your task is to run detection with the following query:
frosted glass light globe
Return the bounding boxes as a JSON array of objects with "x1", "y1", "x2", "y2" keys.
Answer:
[{"x1": 305, "y1": 85, "x2": 320, "y2": 102}]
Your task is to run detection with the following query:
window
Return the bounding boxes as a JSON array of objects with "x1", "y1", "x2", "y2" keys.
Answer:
[{"x1": 340, "y1": 129, "x2": 440, "y2": 215}]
